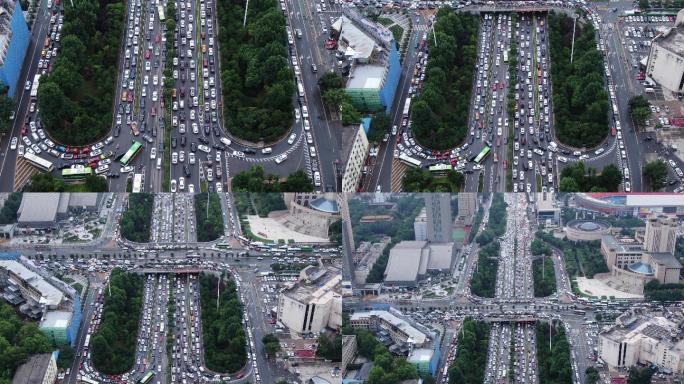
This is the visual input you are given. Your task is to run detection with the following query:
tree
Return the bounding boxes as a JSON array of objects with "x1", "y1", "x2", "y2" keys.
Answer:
[
  {"x1": 628, "y1": 366, "x2": 654, "y2": 384},
  {"x1": 262, "y1": 334, "x2": 281, "y2": 358},
  {"x1": 643, "y1": 159, "x2": 668, "y2": 191},
  {"x1": 316, "y1": 334, "x2": 342, "y2": 362},
  {"x1": 84, "y1": 174, "x2": 109, "y2": 192},
  {"x1": 367, "y1": 113, "x2": 392, "y2": 143},
  {"x1": 281, "y1": 170, "x2": 314, "y2": 192},
  {"x1": 585, "y1": 367, "x2": 600, "y2": 384},
  {"x1": 341, "y1": 101, "x2": 362, "y2": 126},
  {"x1": 25, "y1": 173, "x2": 66, "y2": 192},
  {"x1": 318, "y1": 72, "x2": 344, "y2": 92},
  {"x1": 119, "y1": 194, "x2": 153, "y2": 242},
  {"x1": 628, "y1": 95, "x2": 651, "y2": 127},
  {"x1": 0, "y1": 95, "x2": 14, "y2": 135}
]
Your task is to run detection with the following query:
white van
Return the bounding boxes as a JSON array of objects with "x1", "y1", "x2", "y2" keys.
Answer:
[
  {"x1": 156, "y1": 157, "x2": 162, "y2": 169},
  {"x1": 313, "y1": 171, "x2": 321, "y2": 186},
  {"x1": 261, "y1": 147, "x2": 272, "y2": 154}
]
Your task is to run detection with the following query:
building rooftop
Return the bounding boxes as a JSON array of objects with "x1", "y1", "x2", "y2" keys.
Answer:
[
  {"x1": 309, "y1": 196, "x2": 339, "y2": 214},
  {"x1": 347, "y1": 65, "x2": 386, "y2": 89},
  {"x1": 426, "y1": 243, "x2": 454, "y2": 271},
  {"x1": 655, "y1": 25, "x2": 684, "y2": 58},
  {"x1": 408, "y1": 348, "x2": 434, "y2": 363},
  {"x1": 601, "y1": 235, "x2": 643, "y2": 254},
  {"x1": 627, "y1": 262, "x2": 654, "y2": 275},
  {"x1": 349, "y1": 310, "x2": 427, "y2": 345},
  {"x1": 0, "y1": 260, "x2": 64, "y2": 306},
  {"x1": 40, "y1": 310, "x2": 72, "y2": 329},
  {"x1": 11, "y1": 353, "x2": 52, "y2": 384},
  {"x1": 17, "y1": 193, "x2": 61, "y2": 223},
  {"x1": 384, "y1": 241, "x2": 427, "y2": 283},
  {"x1": 648, "y1": 252, "x2": 683, "y2": 269},
  {"x1": 284, "y1": 267, "x2": 341, "y2": 304}
]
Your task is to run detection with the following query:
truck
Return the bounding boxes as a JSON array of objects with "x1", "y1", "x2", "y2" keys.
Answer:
[
  {"x1": 402, "y1": 97, "x2": 411, "y2": 117},
  {"x1": 30, "y1": 74, "x2": 41, "y2": 99}
]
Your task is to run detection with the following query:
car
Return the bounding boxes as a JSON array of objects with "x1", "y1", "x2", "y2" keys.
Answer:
[
  {"x1": 309, "y1": 146, "x2": 317, "y2": 157},
  {"x1": 287, "y1": 133, "x2": 296, "y2": 145},
  {"x1": 24, "y1": 81, "x2": 31, "y2": 91},
  {"x1": 171, "y1": 179, "x2": 177, "y2": 192},
  {"x1": 152, "y1": 91, "x2": 158, "y2": 101},
  {"x1": 10, "y1": 137, "x2": 17, "y2": 150},
  {"x1": 198, "y1": 144, "x2": 210, "y2": 153},
  {"x1": 189, "y1": 152, "x2": 196, "y2": 164},
  {"x1": 172, "y1": 152, "x2": 178, "y2": 164}
]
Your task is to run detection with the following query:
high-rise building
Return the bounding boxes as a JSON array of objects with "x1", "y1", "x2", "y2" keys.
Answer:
[
  {"x1": 425, "y1": 193, "x2": 451, "y2": 243},
  {"x1": 0, "y1": 0, "x2": 29, "y2": 97},
  {"x1": 644, "y1": 215, "x2": 678, "y2": 255}
]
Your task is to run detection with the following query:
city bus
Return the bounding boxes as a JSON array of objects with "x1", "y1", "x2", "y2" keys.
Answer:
[
  {"x1": 80, "y1": 377, "x2": 99, "y2": 384},
  {"x1": 62, "y1": 165, "x2": 93, "y2": 180},
  {"x1": 23, "y1": 152, "x2": 55, "y2": 172},
  {"x1": 138, "y1": 371, "x2": 155, "y2": 384},
  {"x1": 132, "y1": 173, "x2": 143, "y2": 193},
  {"x1": 428, "y1": 163, "x2": 452, "y2": 174},
  {"x1": 473, "y1": 146, "x2": 491, "y2": 164},
  {"x1": 84, "y1": 334, "x2": 91, "y2": 349},
  {"x1": 503, "y1": 50, "x2": 508, "y2": 63},
  {"x1": 398, "y1": 152, "x2": 422, "y2": 168},
  {"x1": 402, "y1": 97, "x2": 411, "y2": 117},
  {"x1": 120, "y1": 141, "x2": 143, "y2": 166}
]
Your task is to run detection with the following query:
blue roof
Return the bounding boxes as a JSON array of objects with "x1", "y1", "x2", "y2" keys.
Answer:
[
  {"x1": 361, "y1": 117, "x2": 371, "y2": 134},
  {"x1": 0, "y1": 252, "x2": 21, "y2": 260},
  {"x1": 310, "y1": 197, "x2": 339, "y2": 214},
  {"x1": 628, "y1": 262, "x2": 654, "y2": 275}
]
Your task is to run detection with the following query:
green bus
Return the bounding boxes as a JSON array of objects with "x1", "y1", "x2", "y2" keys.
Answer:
[
  {"x1": 473, "y1": 146, "x2": 491, "y2": 164},
  {"x1": 120, "y1": 141, "x2": 143, "y2": 166},
  {"x1": 138, "y1": 371, "x2": 155, "y2": 384},
  {"x1": 62, "y1": 166, "x2": 93, "y2": 180}
]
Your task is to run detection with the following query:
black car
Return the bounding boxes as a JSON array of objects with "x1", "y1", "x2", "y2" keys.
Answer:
[
  {"x1": 191, "y1": 142, "x2": 196, "y2": 152},
  {"x1": 114, "y1": 125, "x2": 121, "y2": 137},
  {"x1": 213, "y1": 126, "x2": 221, "y2": 137},
  {"x1": 171, "y1": 136, "x2": 177, "y2": 148},
  {"x1": 183, "y1": 164, "x2": 191, "y2": 177},
  {"x1": 199, "y1": 136, "x2": 209, "y2": 145},
  {"x1": 243, "y1": 148, "x2": 256, "y2": 155},
  {"x1": 203, "y1": 124, "x2": 210, "y2": 136},
  {"x1": 180, "y1": 135, "x2": 186, "y2": 147}
]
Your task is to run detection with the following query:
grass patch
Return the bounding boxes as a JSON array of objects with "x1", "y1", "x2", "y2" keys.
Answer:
[{"x1": 377, "y1": 17, "x2": 394, "y2": 26}]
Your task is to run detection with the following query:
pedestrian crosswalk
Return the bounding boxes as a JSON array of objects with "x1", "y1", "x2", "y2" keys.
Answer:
[
  {"x1": 390, "y1": 159, "x2": 407, "y2": 191},
  {"x1": 13, "y1": 157, "x2": 38, "y2": 191},
  {"x1": 414, "y1": 24, "x2": 429, "y2": 32}
]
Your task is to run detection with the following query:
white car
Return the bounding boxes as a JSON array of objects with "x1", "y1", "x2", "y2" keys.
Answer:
[
  {"x1": 152, "y1": 91, "x2": 158, "y2": 101},
  {"x1": 172, "y1": 152, "x2": 178, "y2": 164},
  {"x1": 150, "y1": 147, "x2": 157, "y2": 159},
  {"x1": 197, "y1": 144, "x2": 210, "y2": 153},
  {"x1": 10, "y1": 137, "x2": 17, "y2": 150},
  {"x1": 309, "y1": 146, "x2": 317, "y2": 157},
  {"x1": 189, "y1": 152, "x2": 196, "y2": 164},
  {"x1": 287, "y1": 133, "x2": 296, "y2": 145},
  {"x1": 170, "y1": 179, "x2": 177, "y2": 192}
]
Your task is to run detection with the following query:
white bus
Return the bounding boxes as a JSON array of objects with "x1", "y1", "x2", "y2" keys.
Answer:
[
  {"x1": 398, "y1": 152, "x2": 421, "y2": 168},
  {"x1": 23, "y1": 152, "x2": 54, "y2": 172},
  {"x1": 30, "y1": 74, "x2": 41, "y2": 99},
  {"x1": 402, "y1": 97, "x2": 411, "y2": 117},
  {"x1": 132, "y1": 173, "x2": 143, "y2": 193}
]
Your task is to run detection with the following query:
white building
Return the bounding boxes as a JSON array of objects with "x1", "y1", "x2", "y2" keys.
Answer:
[
  {"x1": 646, "y1": 10, "x2": 684, "y2": 95},
  {"x1": 599, "y1": 310, "x2": 684, "y2": 374},
  {"x1": 348, "y1": 310, "x2": 428, "y2": 348},
  {"x1": 277, "y1": 267, "x2": 342, "y2": 335},
  {"x1": 341, "y1": 125, "x2": 369, "y2": 193},
  {"x1": 11, "y1": 352, "x2": 58, "y2": 384},
  {"x1": 644, "y1": 215, "x2": 679, "y2": 255}
]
